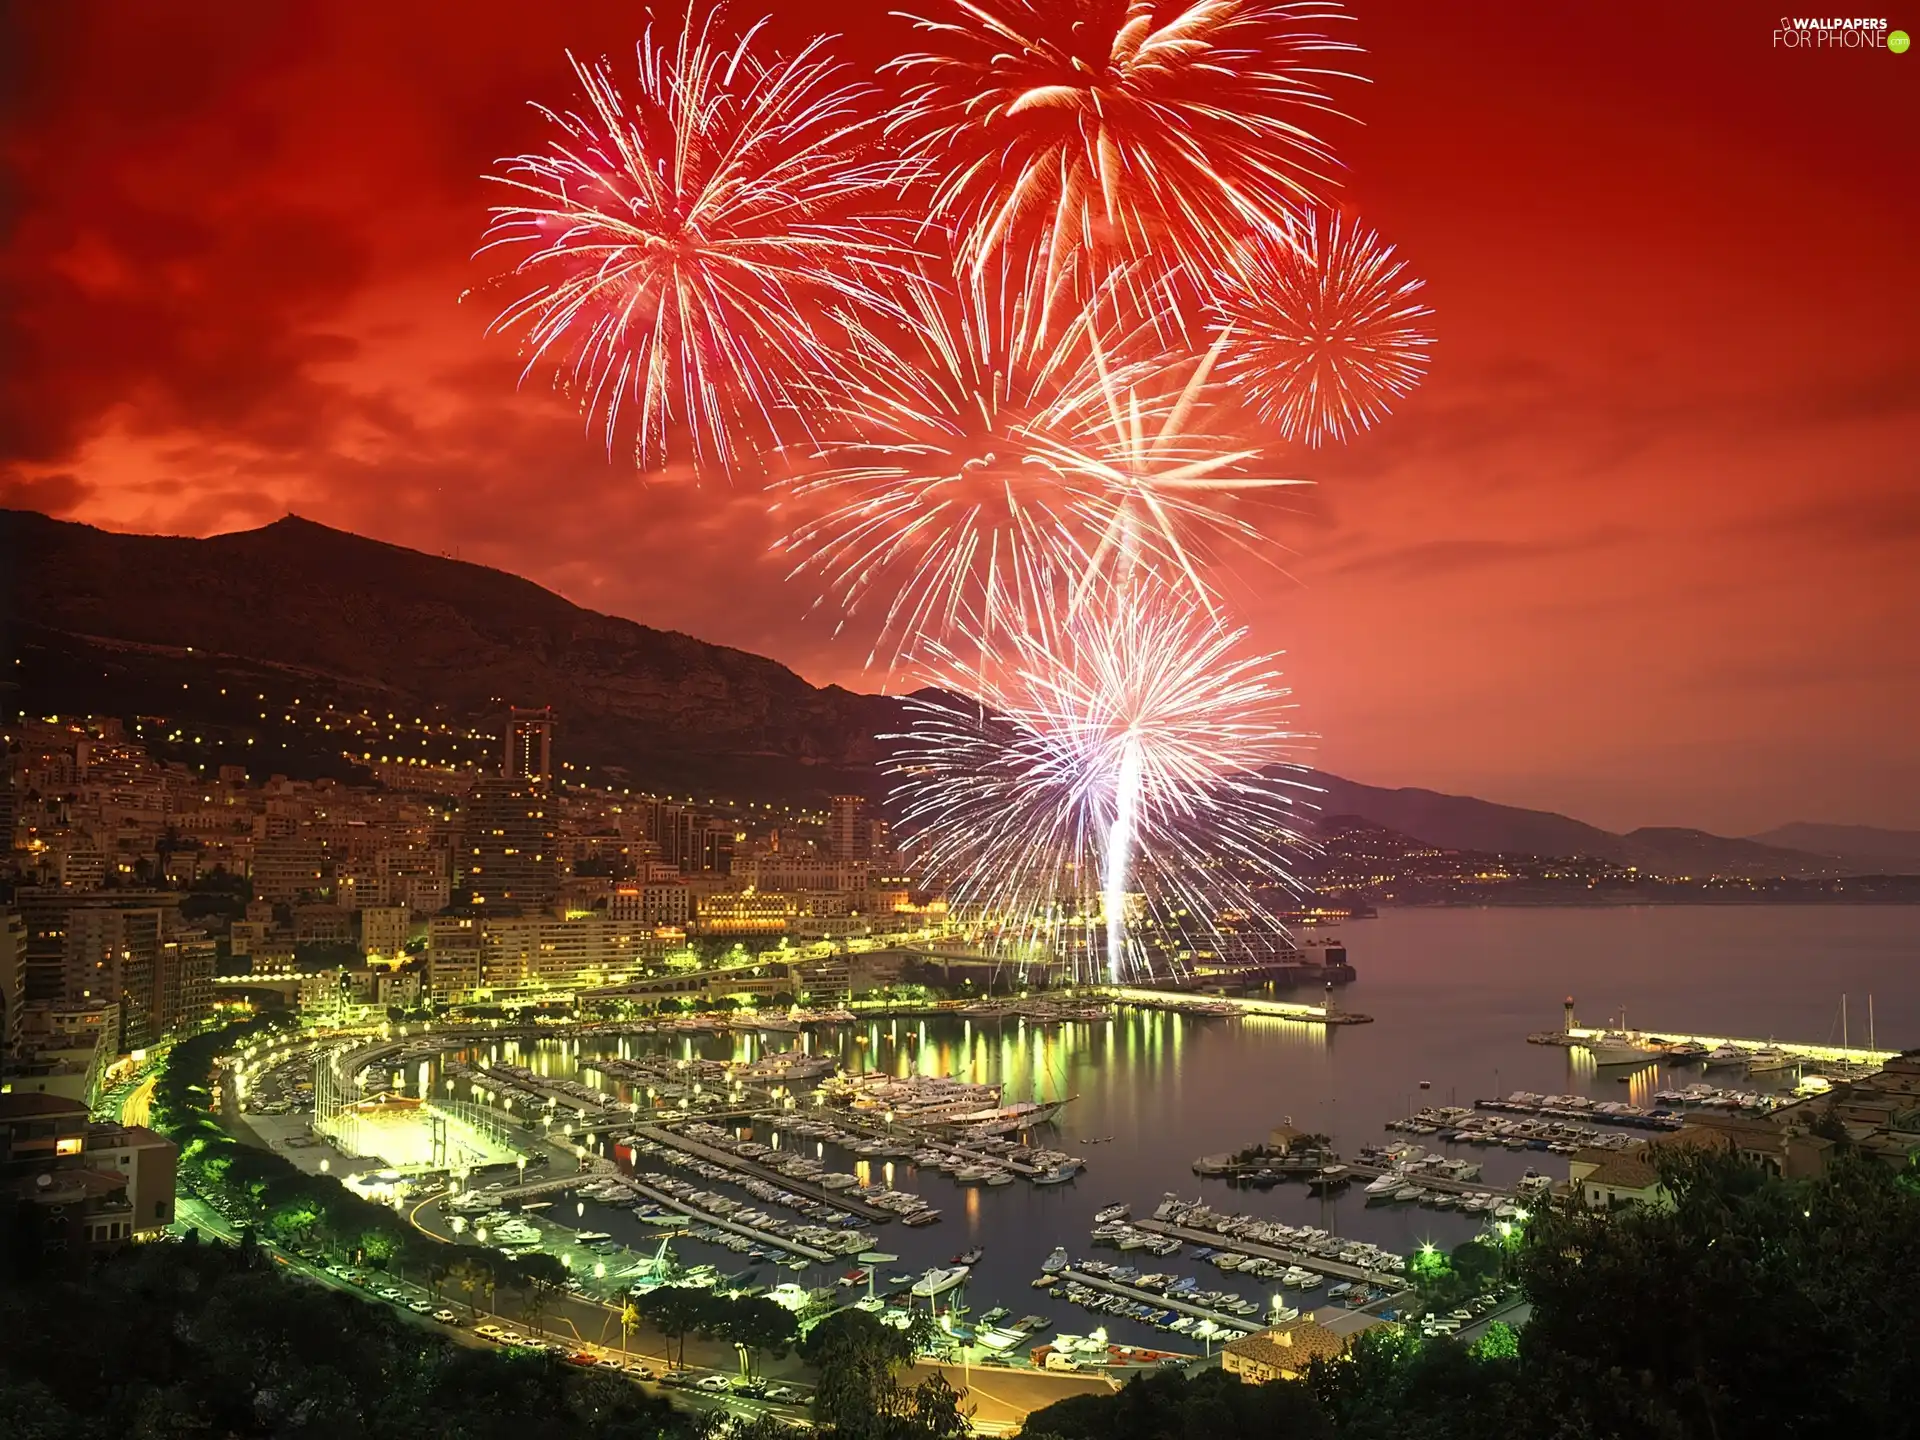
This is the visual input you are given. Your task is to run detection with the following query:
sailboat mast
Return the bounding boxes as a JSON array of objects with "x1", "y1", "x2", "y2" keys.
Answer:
[{"x1": 1843, "y1": 994, "x2": 1849, "y2": 1052}]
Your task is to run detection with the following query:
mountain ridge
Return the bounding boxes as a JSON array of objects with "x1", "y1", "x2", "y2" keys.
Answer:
[{"x1": 2, "y1": 508, "x2": 1903, "y2": 876}]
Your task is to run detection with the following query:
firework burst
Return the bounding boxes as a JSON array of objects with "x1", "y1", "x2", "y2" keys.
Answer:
[
  {"x1": 884, "y1": 0, "x2": 1363, "y2": 315},
  {"x1": 480, "y1": 8, "x2": 896, "y2": 473},
  {"x1": 780, "y1": 265, "x2": 1304, "y2": 673},
  {"x1": 888, "y1": 597, "x2": 1313, "y2": 981},
  {"x1": 1210, "y1": 209, "x2": 1433, "y2": 446}
]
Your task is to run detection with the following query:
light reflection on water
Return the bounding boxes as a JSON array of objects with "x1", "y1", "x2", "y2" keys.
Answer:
[{"x1": 414, "y1": 907, "x2": 1918, "y2": 1348}]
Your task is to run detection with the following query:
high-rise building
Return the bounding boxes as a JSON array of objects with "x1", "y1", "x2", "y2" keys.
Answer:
[
  {"x1": 157, "y1": 930, "x2": 217, "y2": 1039},
  {"x1": 829, "y1": 794, "x2": 870, "y2": 862},
  {"x1": 503, "y1": 707, "x2": 555, "y2": 785},
  {"x1": 0, "y1": 909, "x2": 24, "y2": 1059},
  {"x1": 459, "y1": 778, "x2": 557, "y2": 911}
]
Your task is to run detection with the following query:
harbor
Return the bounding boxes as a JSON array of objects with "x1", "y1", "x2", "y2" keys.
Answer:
[{"x1": 362, "y1": 907, "x2": 1917, "y2": 1369}]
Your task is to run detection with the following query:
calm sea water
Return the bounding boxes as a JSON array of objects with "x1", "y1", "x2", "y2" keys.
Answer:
[{"x1": 426, "y1": 906, "x2": 1920, "y2": 1348}]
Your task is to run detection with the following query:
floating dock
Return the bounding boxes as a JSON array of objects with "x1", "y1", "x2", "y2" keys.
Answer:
[
  {"x1": 1056, "y1": 1266, "x2": 1258, "y2": 1335},
  {"x1": 623, "y1": 1176, "x2": 840, "y2": 1263},
  {"x1": 633, "y1": 1123, "x2": 894, "y2": 1222},
  {"x1": 1132, "y1": 1218, "x2": 1405, "y2": 1289}
]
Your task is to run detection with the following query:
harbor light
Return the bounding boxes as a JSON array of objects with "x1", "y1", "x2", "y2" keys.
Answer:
[
  {"x1": 594, "y1": 1261, "x2": 606, "y2": 1279},
  {"x1": 319, "y1": 1159, "x2": 329, "y2": 1173}
]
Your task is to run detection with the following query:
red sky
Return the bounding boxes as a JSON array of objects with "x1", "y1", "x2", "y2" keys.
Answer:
[{"x1": 3, "y1": 1, "x2": 1914, "y2": 835}]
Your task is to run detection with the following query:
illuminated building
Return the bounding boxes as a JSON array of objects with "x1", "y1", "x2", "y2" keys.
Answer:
[
  {"x1": 460, "y1": 777, "x2": 556, "y2": 909},
  {"x1": 828, "y1": 794, "x2": 869, "y2": 861},
  {"x1": 503, "y1": 706, "x2": 555, "y2": 784}
]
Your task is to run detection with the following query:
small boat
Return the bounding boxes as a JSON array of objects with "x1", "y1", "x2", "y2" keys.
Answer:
[
  {"x1": 1041, "y1": 1247, "x2": 1069, "y2": 1275},
  {"x1": 955, "y1": 1247, "x2": 985, "y2": 1266},
  {"x1": 1093, "y1": 1203, "x2": 1130, "y2": 1224},
  {"x1": 1363, "y1": 1174, "x2": 1401, "y2": 1197}
]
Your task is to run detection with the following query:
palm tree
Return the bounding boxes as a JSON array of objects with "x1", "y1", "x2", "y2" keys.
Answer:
[{"x1": 620, "y1": 1302, "x2": 640, "y2": 1358}]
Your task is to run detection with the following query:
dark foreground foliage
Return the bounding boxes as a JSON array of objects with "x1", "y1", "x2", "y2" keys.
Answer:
[
  {"x1": 0, "y1": 1242, "x2": 696, "y2": 1440},
  {"x1": 1025, "y1": 1147, "x2": 1920, "y2": 1440}
]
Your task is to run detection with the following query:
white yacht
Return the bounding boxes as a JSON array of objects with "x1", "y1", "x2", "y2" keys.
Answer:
[{"x1": 911, "y1": 1265, "x2": 971, "y2": 1298}]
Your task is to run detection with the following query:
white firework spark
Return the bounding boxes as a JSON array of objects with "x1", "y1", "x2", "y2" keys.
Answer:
[{"x1": 887, "y1": 596, "x2": 1314, "y2": 982}]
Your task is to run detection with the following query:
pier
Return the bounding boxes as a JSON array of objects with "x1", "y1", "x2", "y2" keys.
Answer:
[
  {"x1": 1056, "y1": 1267, "x2": 1258, "y2": 1335},
  {"x1": 1099, "y1": 987, "x2": 1373, "y2": 1026},
  {"x1": 824, "y1": 1111, "x2": 1081, "y2": 1182},
  {"x1": 1132, "y1": 1219, "x2": 1405, "y2": 1289},
  {"x1": 623, "y1": 1177, "x2": 841, "y2": 1264},
  {"x1": 1532, "y1": 1027, "x2": 1893, "y2": 1068},
  {"x1": 635, "y1": 1123, "x2": 895, "y2": 1222}
]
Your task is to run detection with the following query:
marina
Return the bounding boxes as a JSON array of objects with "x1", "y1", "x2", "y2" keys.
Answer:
[{"x1": 381, "y1": 907, "x2": 1919, "y2": 1363}]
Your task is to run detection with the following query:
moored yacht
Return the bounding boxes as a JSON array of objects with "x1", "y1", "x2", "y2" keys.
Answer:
[{"x1": 911, "y1": 1265, "x2": 971, "y2": 1298}]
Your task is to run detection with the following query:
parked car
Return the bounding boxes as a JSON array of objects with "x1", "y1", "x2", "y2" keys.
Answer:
[
  {"x1": 408, "y1": 1300, "x2": 435, "y2": 1314},
  {"x1": 432, "y1": 1310, "x2": 461, "y2": 1325},
  {"x1": 697, "y1": 1375, "x2": 731, "y2": 1392},
  {"x1": 623, "y1": 1364, "x2": 656, "y2": 1380},
  {"x1": 764, "y1": 1385, "x2": 798, "y2": 1402}
]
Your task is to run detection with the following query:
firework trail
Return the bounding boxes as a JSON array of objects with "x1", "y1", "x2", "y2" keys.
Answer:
[
  {"x1": 781, "y1": 262, "x2": 1305, "y2": 672},
  {"x1": 883, "y1": 0, "x2": 1363, "y2": 322},
  {"x1": 480, "y1": 8, "x2": 896, "y2": 473},
  {"x1": 888, "y1": 597, "x2": 1312, "y2": 981},
  {"x1": 1210, "y1": 209, "x2": 1433, "y2": 446}
]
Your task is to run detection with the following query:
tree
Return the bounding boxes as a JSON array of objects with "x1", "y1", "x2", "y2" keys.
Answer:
[
  {"x1": 802, "y1": 1308, "x2": 917, "y2": 1439},
  {"x1": 620, "y1": 1302, "x2": 640, "y2": 1358},
  {"x1": 638, "y1": 1286, "x2": 709, "y2": 1372},
  {"x1": 451, "y1": 1257, "x2": 495, "y2": 1318},
  {"x1": 903, "y1": 1372, "x2": 973, "y2": 1440},
  {"x1": 711, "y1": 1295, "x2": 797, "y2": 1379}
]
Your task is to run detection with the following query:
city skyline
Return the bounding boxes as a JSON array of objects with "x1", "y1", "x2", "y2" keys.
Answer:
[{"x1": 2, "y1": 1, "x2": 1914, "y2": 837}]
